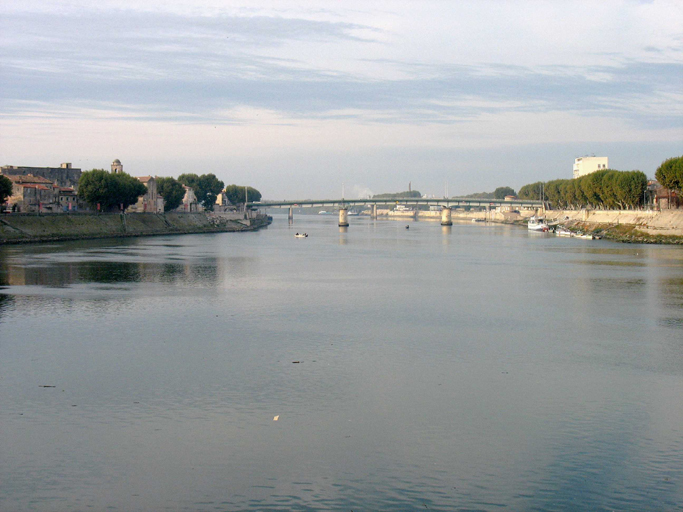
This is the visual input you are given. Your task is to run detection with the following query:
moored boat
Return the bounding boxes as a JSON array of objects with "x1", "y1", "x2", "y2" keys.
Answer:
[{"x1": 528, "y1": 216, "x2": 549, "y2": 232}]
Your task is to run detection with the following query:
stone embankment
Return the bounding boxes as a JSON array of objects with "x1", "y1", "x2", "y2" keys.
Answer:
[
  {"x1": 0, "y1": 211, "x2": 272, "y2": 245},
  {"x1": 543, "y1": 209, "x2": 683, "y2": 244},
  {"x1": 379, "y1": 208, "x2": 683, "y2": 244},
  {"x1": 445, "y1": 208, "x2": 683, "y2": 244}
]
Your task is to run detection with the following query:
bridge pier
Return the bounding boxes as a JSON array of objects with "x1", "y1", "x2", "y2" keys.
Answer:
[
  {"x1": 288, "y1": 206, "x2": 293, "y2": 223},
  {"x1": 441, "y1": 206, "x2": 452, "y2": 226},
  {"x1": 371, "y1": 204, "x2": 377, "y2": 219},
  {"x1": 339, "y1": 207, "x2": 349, "y2": 227}
]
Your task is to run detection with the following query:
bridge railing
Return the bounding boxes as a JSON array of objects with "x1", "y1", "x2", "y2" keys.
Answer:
[{"x1": 249, "y1": 198, "x2": 546, "y2": 209}]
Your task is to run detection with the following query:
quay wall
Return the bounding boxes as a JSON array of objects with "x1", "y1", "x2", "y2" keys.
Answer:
[
  {"x1": 0, "y1": 212, "x2": 271, "y2": 244},
  {"x1": 376, "y1": 207, "x2": 682, "y2": 242}
]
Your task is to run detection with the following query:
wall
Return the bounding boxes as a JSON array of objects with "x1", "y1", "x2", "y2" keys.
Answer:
[{"x1": 0, "y1": 212, "x2": 270, "y2": 244}]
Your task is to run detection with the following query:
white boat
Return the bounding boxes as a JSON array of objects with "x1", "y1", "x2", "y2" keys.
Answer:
[
  {"x1": 556, "y1": 226, "x2": 572, "y2": 237},
  {"x1": 528, "y1": 216, "x2": 549, "y2": 232},
  {"x1": 472, "y1": 218, "x2": 485, "y2": 223},
  {"x1": 294, "y1": 233, "x2": 308, "y2": 238},
  {"x1": 318, "y1": 210, "x2": 329, "y2": 215}
]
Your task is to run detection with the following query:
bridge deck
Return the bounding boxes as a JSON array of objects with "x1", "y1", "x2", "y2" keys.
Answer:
[{"x1": 249, "y1": 198, "x2": 546, "y2": 209}]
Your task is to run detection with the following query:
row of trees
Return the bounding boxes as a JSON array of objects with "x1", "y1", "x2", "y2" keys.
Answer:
[
  {"x1": 77, "y1": 170, "x2": 261, "y2": 212},
  {"x1": 518, "y1": 169, "x2": 648, "y2": 209}
]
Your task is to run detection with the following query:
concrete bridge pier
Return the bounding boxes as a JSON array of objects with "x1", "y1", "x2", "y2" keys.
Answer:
[
  {"x1": 441, "y1": 206, "x2": 453, "y2": 226},
  {"x1": 339, "y1": 207, "x2": 349, "y2": 227},
  {"x1": 371, "y1": 204, "x2": 377, "y2": 220},
  {"x1": 288, "y1": 206, "x2": 294, "y2": 223}
]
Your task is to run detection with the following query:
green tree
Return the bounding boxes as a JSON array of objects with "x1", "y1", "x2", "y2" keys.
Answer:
[
  {"x1": 493, "y1": 186, "x2": 516, "y2": 199},
  {"x1": 517, "y1": 182, "x2": 544, "y2": 200},
  {"x1": 655, "y1": 156, "x2": 683, "y2": 194},
  {"x1": 178, "y1": 173, "x2": 224, "y2": 211},
  {"x1": 157, "y1": 177, "x2": 185, "y2": 212},
  {"x1": 223, "y1": 184, "x2": 262, "y2": 205},
  {"x1": 78, "y1": 169, "x2": 146, "y2": 211},
  {"x1": 0, "y1": 174, "x2": 13, "y2": 204}
]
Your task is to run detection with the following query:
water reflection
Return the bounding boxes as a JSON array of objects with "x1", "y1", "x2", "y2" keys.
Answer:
[
  {"x1": 0, "y1": 293, "x2": 13, "y2": 322},
  {"x1": 658, "y1": 277, "x2": 683, "y2": 330},
  {"x1": 0, "y1": 258, "x2": 230, "y2": 288}
]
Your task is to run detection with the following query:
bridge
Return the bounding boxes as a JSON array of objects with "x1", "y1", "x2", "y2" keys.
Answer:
[{"x1": 248, "y1": 197, "x2": 546, "y2": 227}]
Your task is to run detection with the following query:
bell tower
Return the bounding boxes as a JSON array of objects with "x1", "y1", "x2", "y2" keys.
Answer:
[{"x1": 111, "y1": 159, "x2": 123, "y2": 174}]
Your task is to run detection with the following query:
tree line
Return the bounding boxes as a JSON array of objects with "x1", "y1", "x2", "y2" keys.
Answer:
[
  {"x1": 518, "y1": 170, "x2": 648, "y2": 210},
  {"x1": 462, "y1": 186, "x2": 516, "y2": 200},
  {"x1": 373, "y1": 190, "x2": 422, "y2": 199},
  {"x1": 76, "y1": 170, "x2": 261, "y2": 212}
]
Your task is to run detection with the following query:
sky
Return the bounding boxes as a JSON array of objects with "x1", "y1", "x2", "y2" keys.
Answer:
[{"x1": 1, "y1": 0, "x2": 682, "y2": 199}]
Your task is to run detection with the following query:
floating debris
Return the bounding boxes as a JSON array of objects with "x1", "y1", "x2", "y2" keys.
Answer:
[
  {"x1": 39, "y1": 385, "x2": 56, "y2": 388},
  {"x1": 273, "y1": 415, "x2": 279, "y2": 421}
]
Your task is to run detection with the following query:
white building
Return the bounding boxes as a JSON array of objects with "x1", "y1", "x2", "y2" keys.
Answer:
[{"x1": 573, "y1": 156, "x2": 609, "y2": 179}]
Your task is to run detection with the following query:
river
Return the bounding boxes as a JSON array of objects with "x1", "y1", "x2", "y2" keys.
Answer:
[{"x1": 1, "y1": 216, "x2": 682, "y2": 511}]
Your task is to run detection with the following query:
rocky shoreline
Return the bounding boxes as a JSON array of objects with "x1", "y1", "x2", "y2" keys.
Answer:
[{"x1": 0, "y1": 211, "x2": 272, "y2": 245}]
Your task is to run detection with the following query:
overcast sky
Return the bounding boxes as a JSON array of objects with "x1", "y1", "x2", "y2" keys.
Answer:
[{"x1": 1, "y1": 0, "x2": 681, "y2": 198}]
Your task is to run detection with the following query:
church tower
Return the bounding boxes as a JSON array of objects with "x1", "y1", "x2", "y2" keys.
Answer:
[{"x1": 111, "y1": 159, "x2": 123, "y2": 174}]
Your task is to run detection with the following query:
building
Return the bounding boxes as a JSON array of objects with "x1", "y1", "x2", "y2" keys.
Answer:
[
  {"x1": 175, "y1": 185, "x2": 201, "y2": 212},
  {"x1": 573, "y1": 156, "x2": 609, "y2": 179},
  {"x1": 111, "y1": 159, "x2": 123, "y2": 174},
  {"x1": 649, "y1": 180, "x2": 680, "y2": 209},
  {"x1": 1, "y1": 163, "x2": 82, "y2": 189},
  {"x1": 127, "y1": 176, "x2": 164, "y2": 213},
  {"x1": 58, "y1": 187, "x2": 80, "y2": 212},
  {"x1": 5, "y1": 174, "x2": 59, "y2": 212}
]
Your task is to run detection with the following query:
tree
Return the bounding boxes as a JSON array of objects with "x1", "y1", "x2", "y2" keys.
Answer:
[
  {"x1": 493, "y1": 186, "x2": 516, "y2": 199},
  {"x1": 78, "y1": 169, "x2": 146, "y2": 211},
  {"x1": 157, "y1": 177, "x2": 185, "y2": 211},
  {"x1": 223, "y1": 184, "x2": 262, "y2": 205},
  {"x1": 178, "y1": 173, "x2": 224, "y2": 211},
  {"x1": 0, "y1": 174, "x2": 13, "y2": 204},
  {"x1": 655, "y1": 156, "x2": 683, "y2": 194},
  {"x1": 517, "y1": 182, "x2": 543, "y2": 200}
]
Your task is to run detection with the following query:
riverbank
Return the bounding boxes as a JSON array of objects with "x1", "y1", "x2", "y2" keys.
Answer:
[
  {"x1": 455, "y1": 208, "x2": 683, "y2": 244},
  {"x1": 0, "y1": 211, "x2": 272, "y2": 244},
  {"x1": 375, "y1": 208, "x2": 683, "y2": 244}
]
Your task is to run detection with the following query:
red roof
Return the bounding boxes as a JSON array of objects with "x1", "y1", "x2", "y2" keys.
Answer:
[{"x1": 4, "y1": 174, "x2": 55, "y2": 185}]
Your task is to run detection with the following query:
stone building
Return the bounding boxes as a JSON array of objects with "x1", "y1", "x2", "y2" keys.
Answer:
[
  {"x1": 175, "y1": 185, "x2": 201, "y2": 212},
  {"x1": 128, "y1": 176, "x2": 164, "y2": 213},
  {"x1": 5, "y1": 175, "x2": 59, "y2": 212},
  {"x1": 1, "y1": 163, "x2": 82, "y2": 189},
  {"x1": 111, "y1": 159, "x2": 123, "y2": 174}
]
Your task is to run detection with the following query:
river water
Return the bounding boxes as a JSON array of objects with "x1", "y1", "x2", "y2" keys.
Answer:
[{"x1": 1, "y1": 216, "x2": 682, "y2": 511}]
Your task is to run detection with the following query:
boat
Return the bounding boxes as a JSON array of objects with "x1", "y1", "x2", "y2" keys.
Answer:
[
  {"x1": 318, "y1": 210, "x2": 330, "y2": 215},
  {"x1": 294, "y1": 233, "x2": 308, "y2": 238},
  {"x1": 472, "y1": 218, "x2": 486, "y2": 223},
  {"x1": 556, "y1": 226, "x2": 572, "y2": 237},
  {"x1": 528, "y1": 216, "x2": 549, "y2": 232}
]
